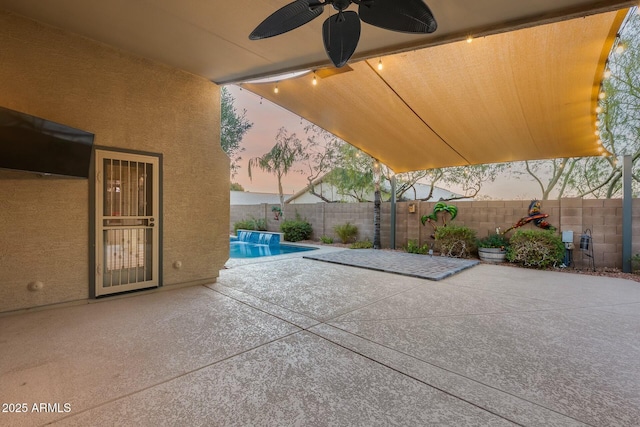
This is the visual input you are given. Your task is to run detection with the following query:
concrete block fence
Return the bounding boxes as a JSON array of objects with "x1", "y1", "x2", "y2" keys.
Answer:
[{"x1": 230, "y1": 198, "x2": 640, "y2": 269}]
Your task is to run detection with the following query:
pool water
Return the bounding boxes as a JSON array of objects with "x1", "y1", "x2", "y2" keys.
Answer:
[{"x1": 230, "y1": 239, "x2": 317, "y2": 259}]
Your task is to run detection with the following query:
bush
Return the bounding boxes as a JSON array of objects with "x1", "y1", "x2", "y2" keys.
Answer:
[
  {"x1": 280, "y1": 218, "x2": 312, "y2": 242},
  {"x1": 350, "y1": 239, "x2": 373, "y2": 249},
  {"x1": 506, "y1": 229, "x2": 565, "y2": 268},
  {"x1": 334, "y1": 222, "x2": 358, "y2": 243},
  {"x1": 477, "y1": 233, "x2": 510, "y2": 249},
  {"x1": 320, "y1": 235, "x2": 334, "y2": 244},
  {"x1": 631, "y1": 254, "x2": 640, "y2": 274},
  {"x1": 434, "y1": 225, "x2": 477, "y2": 258},
  {"x1": 233, "y1": 217, "x2": 267, "y2": 234},
  {"x1": 405, "y1": 239, "x2": 430, "y2": 255}
]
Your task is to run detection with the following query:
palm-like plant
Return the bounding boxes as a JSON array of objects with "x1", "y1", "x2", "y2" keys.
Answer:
[{"x1": 420, "y1": 202, "x2": 458, "y2": 237}]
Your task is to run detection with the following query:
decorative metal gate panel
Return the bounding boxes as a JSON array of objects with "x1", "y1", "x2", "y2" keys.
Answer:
[{"x1": 95, "y1": 150, "x2": 159, "y2": 296}]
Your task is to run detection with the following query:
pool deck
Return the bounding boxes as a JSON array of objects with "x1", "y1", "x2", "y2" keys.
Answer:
[{"x1": 1, "y1": 248, "x2": 639, "y2": 426}]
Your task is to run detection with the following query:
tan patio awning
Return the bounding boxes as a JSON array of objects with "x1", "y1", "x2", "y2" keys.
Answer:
[{"x1": 242, "y1": 11, "x2": 626, "y2": 173}]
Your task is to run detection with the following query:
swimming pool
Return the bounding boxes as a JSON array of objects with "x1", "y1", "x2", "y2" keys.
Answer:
[{"x1": 229, "y1": 231, "x2": 317, "y2": 259}]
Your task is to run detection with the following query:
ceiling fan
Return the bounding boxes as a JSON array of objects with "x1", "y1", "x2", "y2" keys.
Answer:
[{"x1": 249, "y1": 0, "x2": 437, "y2": 68}]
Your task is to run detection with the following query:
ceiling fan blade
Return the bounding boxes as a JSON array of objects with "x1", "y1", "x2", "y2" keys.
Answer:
[
  {"x1": 359, "y1": 0, "x2": 437, "y2": 34},
  {"x1": 250, "y1": 0, "x2": 324, "y2": 40},
  {"x1": 322, "y1": 11, "x2": 361, "y2": 68}
]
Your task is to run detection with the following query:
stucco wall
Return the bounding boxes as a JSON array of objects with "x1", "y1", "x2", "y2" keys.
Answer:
[{"x1": 0, "y1": 11, "x2": 229, "y2": 313}]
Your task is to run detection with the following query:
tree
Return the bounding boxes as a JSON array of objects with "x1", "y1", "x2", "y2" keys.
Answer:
[
  {"x1": 380, "y1": 163, "x2": 504, "y2": 202},
  {"x1": 323, "y1": 143, "x2": 504, "y2": 202},
  {"x1": 324, "y1": 144, "x2": 376, "y2": 201},
  {"x1": 230, "y1": 182, "x2": 245, "y2": 191},
  {"x1": 373, "y1": 160, "x2": 382, "y2": 249},
  {"x1": 300, "y1": 124, "x2": 344, "y2": 202},
  {"x1": 221, "y1": 86, "x2": 253, "y2": 178},
  {"x1": 248, "y1": 127, "x2": 305, "y2": 218}
]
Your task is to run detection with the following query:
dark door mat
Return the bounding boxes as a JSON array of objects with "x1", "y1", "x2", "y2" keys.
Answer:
[{"x1": 303, "y1": 249, "x2": 479, "y2": 281}]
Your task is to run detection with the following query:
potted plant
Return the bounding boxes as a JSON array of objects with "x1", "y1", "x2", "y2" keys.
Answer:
[{"x1": 477, "y1": 233, "x2": 509, "y2": 263}]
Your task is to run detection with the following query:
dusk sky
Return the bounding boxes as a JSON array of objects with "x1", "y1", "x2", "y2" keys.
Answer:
[
  {"x1": 227, "y1": 84, "x2": 311, "y2": 196},
  {"x1": 226, "y1": 84, "x2": 541, "y2": 200}
]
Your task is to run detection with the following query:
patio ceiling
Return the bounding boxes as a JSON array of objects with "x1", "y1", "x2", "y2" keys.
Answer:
[{"x1": 0, "y1": 0, "x2": 634, "y2": 171}]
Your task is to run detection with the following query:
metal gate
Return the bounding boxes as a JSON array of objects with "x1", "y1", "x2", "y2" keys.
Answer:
[{"x1": 95, "y1": 150, "x2": 159, "y2": 296}]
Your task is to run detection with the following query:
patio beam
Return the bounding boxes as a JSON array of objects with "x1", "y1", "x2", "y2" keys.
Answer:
[{"x1": 622, "y1": 154, "x2": 632, "y2": 272}]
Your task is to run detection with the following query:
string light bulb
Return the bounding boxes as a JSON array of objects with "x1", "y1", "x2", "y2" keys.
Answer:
[
  {"x1": 597, "y1": 139, "x2": 603, "y2": 145},
  {"x1": 599, "y1": 91, "x2": 606, "y2": 100},
  {"x1": 615, "y1": 44, "x2": 625, "y2": 54},
  {"x1": 604, "y1": 69, "x2": 612, "y2": 79},
  {"x1": 312, "y1": 74, "x2": 317, "y2": 86},
  {"x1": 595, "y1": 130, "x2": 600, "y2": 136},
  {"x1": 377, "y1": 59, "x2": 383, "y2": 70},
  {"x1": 595, "y1": 120, "x2": 601, "y2": 127},
  {"x1": 597, "y1": 146, "x2": 604, "y2": 153},
  {"x1": 466, "y1": 36, "x2": 473, "y2": 44},
  {"x1": 274, "y1": 84, "x2": 279, "y2": 94},
  {"x1": 596, "y1": 106, "x2": 602, "y2": 114}
]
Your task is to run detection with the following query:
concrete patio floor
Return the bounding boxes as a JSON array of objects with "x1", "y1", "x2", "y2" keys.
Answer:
[{"x1": 1, "y1": 249, "x2": 639, "y2": 426}]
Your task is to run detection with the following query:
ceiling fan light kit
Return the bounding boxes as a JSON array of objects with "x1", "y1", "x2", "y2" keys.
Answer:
[{"x1": 249, "y1": 0, "x2": 437, "y2": 68}]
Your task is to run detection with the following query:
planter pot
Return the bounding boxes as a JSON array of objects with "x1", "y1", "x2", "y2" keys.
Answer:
[{"x1": 478, "y1": 247, "x2": 507, "y2": 263}]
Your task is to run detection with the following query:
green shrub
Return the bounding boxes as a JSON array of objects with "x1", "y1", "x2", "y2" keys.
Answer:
[
  {"x1": 350, "y1": 239, "x2": 373, "y2": 249},
  {"x1": 477, "y1": 233, "x2": 510, "y2": 249},
  {"x1": 280, "y1": 218, "x2": 312, "y2": 242},
  {"x1": 405, "y1": 239, "x2": 430, "y2": 255},
  {"x1": 320, "y1": 235, "x2": 334, "y2": 244},
  {"x1": 506, "y1": 229, "x2": 565, "y2": 268},
  {"x1": 631, "y1": 254, "x2": 640, "y2": 274},
  {"x1": 435, "y1": 225, "x2": 477, "y2": 258},
  {"x1": 233, "y1": 217, "x2": 267, "y2": 234},
  {"x1": 334, "y1": 222, "x2": 358, "y2": 243}
]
